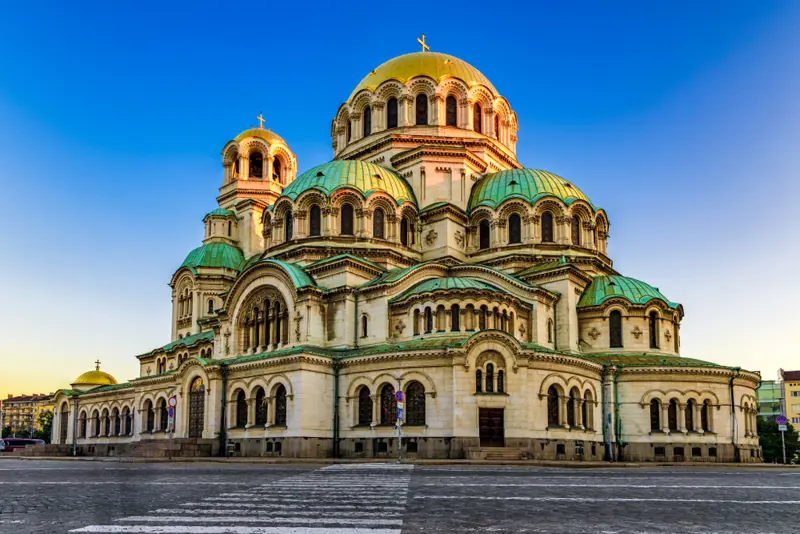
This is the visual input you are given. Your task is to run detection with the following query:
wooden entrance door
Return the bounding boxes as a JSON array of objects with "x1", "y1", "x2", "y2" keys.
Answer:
[
  {"x1": 188, "y1": 377, "x2": 205, "y2": 438},
  {"x1": 479, "y1": 408, "x2": 504, "y2": 447}
]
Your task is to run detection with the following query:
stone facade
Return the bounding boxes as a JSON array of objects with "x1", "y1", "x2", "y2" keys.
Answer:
[{"x1": 51, "y1": 48, "x2": 761, "y2": 462}]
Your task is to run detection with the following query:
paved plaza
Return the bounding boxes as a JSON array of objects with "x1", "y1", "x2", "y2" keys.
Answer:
[{"x1": 0, "y1": 460, "x2": 798, "y2": 533}]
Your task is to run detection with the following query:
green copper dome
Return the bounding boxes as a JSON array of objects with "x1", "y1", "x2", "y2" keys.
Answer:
[
  {"x1": 389, "y1": 277, "x2": 502, "y2": 303},
  {"x1": 279, "y1": 160, "x2": 417, "y2": 206},
  {"x1": 468, "y1": 169, "x2": 594, "y2": 212},
  {"x1": 204, "y1": 208, "x2": 236, "y2": 218},
  {"x1": 180, "y1": 242, "x2": 245, "y2": 274},
  {"x1": 578, "y1": 275, "x2": 679, "y2": 309}
]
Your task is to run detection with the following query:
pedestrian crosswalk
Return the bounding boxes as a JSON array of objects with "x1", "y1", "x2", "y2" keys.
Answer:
[{"x1": 70, "y1": 463, "x2": 413, "y2": 533}]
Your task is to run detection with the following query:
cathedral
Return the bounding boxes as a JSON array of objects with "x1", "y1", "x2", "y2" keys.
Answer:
[{"x1": 50, "y1": 42, "x2": 761, "y2": 462}]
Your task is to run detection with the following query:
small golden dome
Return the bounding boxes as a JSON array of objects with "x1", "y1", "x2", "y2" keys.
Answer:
[
  {"x1": 71, "y1": 362, "x2": 118, "y2": 389},
  {"x1": 349, "y1": 52, "x2": 498, "y2": 101},
  {"x1": 234, "y1": 127, "x2": 286, "y2": 145}
]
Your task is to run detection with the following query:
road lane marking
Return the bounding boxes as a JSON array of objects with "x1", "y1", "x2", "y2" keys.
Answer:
[
  {"x1": 72, "y1": 527, "x2": 402, "y2": 533},
  {"x1": 414, "y1": 495, "x2": 800, "y2": 504},
  {"x1": 423, "y1": 483, "x2": 800, "y2": 489},
  {"x1": 154, "y1": 510, "x2": 402, "y2": 517},
  {"x1": 178, "y1": 503, "x2": 406, "y2": 511},
  {"x1": 116, "y1": 517, "x2": 403, "y2": 526}
]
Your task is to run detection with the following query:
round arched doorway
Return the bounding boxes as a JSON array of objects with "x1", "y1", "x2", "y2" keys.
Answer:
[{"x1": 188, "y1": 377, "x2": 205, "y2": 438}]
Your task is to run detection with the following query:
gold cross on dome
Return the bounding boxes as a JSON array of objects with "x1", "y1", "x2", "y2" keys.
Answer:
[
  {"x1": 95, "y1": 360, "x2": 102, "y2": 370},
  {"x1": 417, "y1": 33, "x2": 430, "y2": 52},
  {"x1": 256, "y1": 112, "x2": 266, "y2": 129}
]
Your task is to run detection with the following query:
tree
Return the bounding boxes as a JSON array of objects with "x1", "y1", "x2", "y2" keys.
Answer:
[
  {"x1": 1, "y1": 426, "x2": 11, "y2": 438},
  {"x1": 757, "y1": 418, "x2": 799, "y2": 463},
  {"x1": 33, "y1": 410, "x2": 53, "y2": 443}
]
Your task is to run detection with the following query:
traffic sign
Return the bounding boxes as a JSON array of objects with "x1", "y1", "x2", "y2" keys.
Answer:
[
  {"x1": 168, "y1": 407, "x2": 175, "y2": 418},
  {"x1": 395, "y1": 391, "x2": 405, "y2": 403},
  {"x1": 397, "y1": 407, "x2": 404, "y2": 421},
  {"x1": 167, "y1": 416, "x2": 174, "y2": 427},
  {"x1": 168, "y1": 396, "x2": 178, "y2": 408},
  {"x1": 778, "y1": 424, "x2": 788, "y2": 432},
  {"x1": 776, "y1": 415, "x2": 787, "y2": 425}
]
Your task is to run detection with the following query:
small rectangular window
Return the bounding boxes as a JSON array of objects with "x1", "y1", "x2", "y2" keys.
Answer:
[
  {"x1": 691, "y1": 447, "x2": 701, "y2": 457},
  {"x1": 556, "y1": 444, "x2": 566, "y2": 455},
  {"x1": 709, "y1": 447, "x2": 717, "y2": 457},
  {"x1": 674, "y1": 446, "x2": 685, "y2": 459},
  {"x1": 354, "y1": 442, "x2": 364, "y2": 454},
  {"x1": 654, "y1": 446, "x2": 666, "y2": 457},
  {"x1": 406, "y1": 440, "x2": 418, "y2": 453}
]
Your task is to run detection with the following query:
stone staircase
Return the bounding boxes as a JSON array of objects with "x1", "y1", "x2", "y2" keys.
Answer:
[
  {"x1": 466, "y1": 447, "x2": 529, "y2": 461},
  {"x1": 124, "y1": 438, "x2": 217, "y2": 458}
]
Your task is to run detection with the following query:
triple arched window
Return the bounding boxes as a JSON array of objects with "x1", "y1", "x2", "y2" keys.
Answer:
[
  {"x1": 445, "y1": 95, "x2": 458, "y2": 126},
  {"x1": 651, "y1": 397, "x2": 713, "y2": 433},
  {"x1": 415, "y1": 94, "x2": 428, "y2": 125}
]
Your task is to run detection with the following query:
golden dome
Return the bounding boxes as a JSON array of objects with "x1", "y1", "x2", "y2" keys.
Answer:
[
  {"x1": 349, "y1": 52, "x2": 498, "y2": 101},
  {"x1": 71, "y1": 362, "x2": 118, "y2": 388},
  {"x1": 234, "y1": 127, "x2": 286, "y2": 145}
]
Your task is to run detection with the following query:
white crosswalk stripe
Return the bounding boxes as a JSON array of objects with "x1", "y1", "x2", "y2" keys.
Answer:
[{"x1": 70, "y1": 463, "x2": 413, "y2": 533}]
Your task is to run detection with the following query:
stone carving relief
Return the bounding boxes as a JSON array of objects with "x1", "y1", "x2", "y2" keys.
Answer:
[
  {"x1": 588, "y1": 327, "x2": 601, "y2": 340},
  {"x1": 631, "y1": 326, "x2": 643, "y2": 339},
  {"x1": 453, "y1": 230, "x2": 465, "y2": 249},
  {"x1": 425, "y1": 229, "x2": 438, "y2": 246}
]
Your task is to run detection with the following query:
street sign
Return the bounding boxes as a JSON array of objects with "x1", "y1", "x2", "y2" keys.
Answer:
[
  {"x1": 397, "y1": 407, "x2": 404, "y2": 420},
  {"x1": 168, "y1": 396, "x2": 178, "y2": 408},
  {"x1": 778, "y1": 424, "x2": 788, "y2": 432},
  {"x1": 168, "y1": 407, "x2": 175, "y2": 418},
  {"x1": 395, "y1": 391, "x2": 405, "y2": 403},
  {"x1": 777, "y1": 415, "x2": 787, "y2": 425}
]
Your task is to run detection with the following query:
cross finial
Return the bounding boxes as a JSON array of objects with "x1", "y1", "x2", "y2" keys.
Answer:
[
  {"x1": 256, "y1": 112, "x2": 266, "y2": 129},
  {"x1": 417, "y1": 33, "x2": 430, "y2": 53},
  {"x1": 94, "y1": 360, "x2": 101, "y2": 371}
]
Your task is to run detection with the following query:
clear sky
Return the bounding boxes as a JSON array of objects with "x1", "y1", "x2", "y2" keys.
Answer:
[{"x1": 1, "y1": 1, "x2": 798, "y2": 398}]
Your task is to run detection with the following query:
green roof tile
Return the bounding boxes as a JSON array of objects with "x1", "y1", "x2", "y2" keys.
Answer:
[
  {"x1": 180, "y1": 243, "x2": 245, "y2": 274},
  {"x1": 389, "y1": 277, "x2": 503, "y2": 303},
  {"x1": 278, "y1": 160, "x2": 417, "y2": 206},
  {"x1": 257, "y1": 259, "x2": 317, "y2": 289},
  {"x1": 578, "y1": 275, "x2": 679, "y2": 309},
  {"x1": 204, "y1": 208, "x2": 236, "y2": 218},
  {"x1": 139, "y1": 330, "x2": 214, "y2": 358},
  {"x1": 578, "y1": 353, "x2": 725, "y2": 368},
  {"x1": 306, "y1": 253, "x2": 386, "y2": 272},
  {"x1": 468, "y1": 169, "x2": 595, "y2": 212}
]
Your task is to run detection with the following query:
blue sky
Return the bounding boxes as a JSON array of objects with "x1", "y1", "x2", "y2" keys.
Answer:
[{"x1": 1, "y1": 1, "x2": 798, "y2": 395}]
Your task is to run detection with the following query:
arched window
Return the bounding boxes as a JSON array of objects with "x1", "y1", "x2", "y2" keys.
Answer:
[
  {"x1": 583, "y1": 391, "x2": 592, "y2": 429},
  {"x1": 479, "y1": 220, "x2": 490, "y2": 250},
  {"x1": 497, "y1": 370, "x2": 505, "y2": 393},
  {"x1": 668, "y1": 399, "x2": 678, "y2": 431},
  {"x1": 424, "y1": 307, "x2": 433, "y2": 334},
  {"x1": 400, "y1": 217, "x2": 409, "y2": 246},
  {"x1": 363, "y1": 106, "x2": 371, "y2": 137},
  {"x1": 473, "y1": 103, "x2": 482, "y2": 133},
  {"x1": 309, "y1": 205, "x2": 321, "y2": 236},
  {"x1": 567, "y1": 390, "x2": 576, "y2": 427},
  {"x1": 253, "y1": 307, "x2": 261, "y2": 349},
  {"x1": 103, "y1": 409, "x2": 110, "y2": 436},
  {"x1": 227, "y1": 221, "x2": 232, "y2": 237},
  {"x1": 609, "y1": 310, "x2": 623, "y2": 348},
  {"x1": 361, "y1": 315, "x2": 368, "y2": 338},
  {"x1": 508, "y1": 214, "x2": 521, "y2": 244},
  {"x1": 650, "y1": 399, "x2": 660, "y2": 431},
  {"x1": 78, "y1": 411, "x2": 87, "y2": 438},
  {"x1": 158, "y1": 399, "x2": 168, "y2": 431},
  {"x1": 445, "y1": 95, "x2": 457, "y2": 126},
  {"x1": 123, "y1": 407, "x2": 132, "y2": 435},
  {"x1": 451, "y1": 304, "x2": 460, "y2": 331},
  {"x1": 547, "y1": 386, "x2": 559, "y2": 426},
  {"x1": 254, "y1": 387, "x2": 267, "y2": 426},
  {"x1": 284, "y1": 212, "x2": 293, "y2": 241},
  {"x1": 144, "y1": 402, "x2": 154, "y2": 433},
  {"x1": 373, "y1": 208, "x2": 385, "y2": 239},
  {"x1": 406, "y1": 381, "x2": 426, "y2": 425},
  {"x1": 274, "y1": 301, "x2": 282, "y2": 345},
  {"x1": 415, "y1": 94, "x2": 428, "y2": 125},
  {"x1": 340, "y1": 204, "x2": 354, "y2": 235},
  {"x1": 571, "y1": 216, "x2": 580, "y2": 245},
  {"x1": 701, "y1": 400, "x2": 711, "y2": 431},
  {"x1": 346, "y1": 119, "x2": 352, "y2": 143},
  {"x1": 494, "y1": 114, "x2": 500, "y2": 139},
  {"x1": 380, "y1": 384, "x2": 397, "y2": 425},
  {"x1": 541, "y1": 212, "x2": 554, "y2": 242},
  {"x1": 387, "y1": 97, "x2": 398, "y2": 129},
  {"x1": 686, "y1": 399, "x2": 696, "y2": 431},
  {"x1": 479, "y1": 305, "x2": 487, "y2": 330},
  {"x1": 357, "y1": 386, "x2": 371, "y2": 426},
  {"x1": 485, "y1": 364, "x2": 494, "y2": 393},
  {"x1": 547, "y1": 319, "x2": 554, "y2": 343},
  {"x1": 207, "y1": 299, "x2": 214, "y2": 314},
  {"x1": 273, "y1": 158, "x2": 282, "y2": 183},
  {"x1": 93, "y1": 410, "x2": 101, "y2": 437},
  {"x1": 649, "y1": 311, "x2": 659, "y2": 349},
  {"x1": 475, "y1": 370, "x2": 483, "y2": 393},
  {"x1": 274, "y1": 384, "x2": 287, "y2": 426},
  {"x1": 235, "y1": 390, "x2": 247, "y2": 427},
  {"x1": 249, "y1": 152, "x2": 263, "y2": 178}
]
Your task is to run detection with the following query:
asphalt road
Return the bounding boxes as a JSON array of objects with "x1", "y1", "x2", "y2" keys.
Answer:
[{"x1": 0, "y1": 460, "x2": 798, "y2": 533}]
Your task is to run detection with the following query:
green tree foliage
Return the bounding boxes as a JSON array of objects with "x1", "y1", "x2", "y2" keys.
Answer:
[
  {"x1": 1, "y1": 426, "x2": 11, "y2": 438},
  {"x1": 758, "y1": 418, "x2": 799, "y2": 463},
  {"x1": 33, "y1": 410, "x2": 53, "y2": 443}
]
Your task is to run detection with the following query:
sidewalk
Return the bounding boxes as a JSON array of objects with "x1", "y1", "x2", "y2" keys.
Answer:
[{"x1": 0, "y1": 455, "x2": 793, "y2": 468}]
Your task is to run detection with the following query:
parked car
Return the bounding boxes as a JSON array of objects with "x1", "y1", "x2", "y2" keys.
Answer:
[{"x1": 0, "y1": 438, "x2": 45, "y2": 452}]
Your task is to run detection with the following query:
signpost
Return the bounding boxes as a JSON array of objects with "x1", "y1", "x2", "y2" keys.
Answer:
[
  {"x1": 777, "y1": 415, "x2": 788, "y2": 464},
  {"x1": 395, "y1": 390, "x2": 405, "y2": 461},
  {"x1": 168, "y1": 395, "x2": 177, "y2": 460}
]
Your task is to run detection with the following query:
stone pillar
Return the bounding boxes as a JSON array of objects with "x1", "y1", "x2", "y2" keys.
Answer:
[
  {"x1": 576, "y1": 399, "x2": 584, "y2": 429},
  {"x1": 661, "y1": 404, "x2": 670, "y2": 434},
  {"x1": 373, "y1": 103, "x2": 385, "y2": 132},
  {"x1": 265, "y1": 155, "x2": 274, "y2": 183},
  {"x1": 695, "y1": 403, "x2": 704, "y2": 435},
  {"x1": 240, "y1": 155, "x2": 248, "y2": 181},
  {"x1": 270, "y1": 310, "x2": 277, "y2": 348},
  {"x1": 371, "y1": 395, "x2": 378, "y2": 426},
  {"x1": 399, "y1": 95, "x2": 412, "y2": 127},
  {"x1": 246, "y1": 399, "x2": 255, "y2": 428},
  {"x1": 678, "y1": 403, "x2": 687, "y2": 433},
  {"x1": 559, "y1": 397, "x2": 569, "y2": 428}
]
